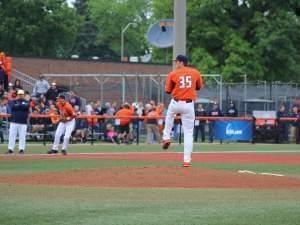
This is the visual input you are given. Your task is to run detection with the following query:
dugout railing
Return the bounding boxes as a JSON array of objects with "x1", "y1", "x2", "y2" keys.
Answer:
[{"x1": 0, "y1": 114, "x2": 299, "y2": 145}]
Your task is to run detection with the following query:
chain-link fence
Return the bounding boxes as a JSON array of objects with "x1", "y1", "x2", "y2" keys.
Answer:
[{"x1": 42, "y1": 73, "x2": 300, "y2": 115}]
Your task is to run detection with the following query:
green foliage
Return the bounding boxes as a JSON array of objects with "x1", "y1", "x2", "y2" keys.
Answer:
[
  {"x1": 72, "y1": 0, "x2": 100, "y2": 58},
  {"x1": 88, "y1": 0, "x2": 151, "y2": 60},
  {"x1": 150, "y1": 0, "x2": 173, "y2": 64},
  {"x1": 152, "y1": 0, "x2": 300, "y2": 82},
  {"x1": 0, "y1": 0, "x2": 299, "y2": 81},
  {"x1": 0, "y1": 0, "x2": 81, "y2": 57}
]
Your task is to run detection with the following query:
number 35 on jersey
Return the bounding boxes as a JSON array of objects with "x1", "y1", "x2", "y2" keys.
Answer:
[{"x1": 179, "y1": 75, "x2": 192, "y2": 88}]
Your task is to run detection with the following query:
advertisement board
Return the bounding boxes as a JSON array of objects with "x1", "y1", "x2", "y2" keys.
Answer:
[{"x1": 214, "y1": 120, "x2": 253, "y2": 141}]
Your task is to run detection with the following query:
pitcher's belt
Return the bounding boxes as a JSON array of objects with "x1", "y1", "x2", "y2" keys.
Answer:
[{"x1": 173, "y1": 99, "x2": 193, "y2": 103}]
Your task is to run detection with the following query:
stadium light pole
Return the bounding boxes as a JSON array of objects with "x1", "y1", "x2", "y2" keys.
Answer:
[{"x1": 121, "y1": 22, "x2": 137, "y2": 62}]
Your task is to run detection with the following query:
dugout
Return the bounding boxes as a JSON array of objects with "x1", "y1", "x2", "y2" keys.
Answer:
[
  {"x1": 243, "y1": 98, "x2": 275, "y2": 115},
  {"x1": 252, "y1": 110, "x2": 279, "y2": 143}
]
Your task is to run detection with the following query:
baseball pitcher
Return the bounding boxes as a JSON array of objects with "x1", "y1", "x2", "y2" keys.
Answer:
[{"x1": 162, "y1": 55, "x2": 204, "y2": 167}]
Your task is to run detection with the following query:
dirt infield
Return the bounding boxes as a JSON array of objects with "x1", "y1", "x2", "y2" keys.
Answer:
[
  {"x1": 1, "y1": 152, "x2": 300, "y2": 189},
  {"x1": 1, "y1": 152, "x2": 300, "y2": 164}
]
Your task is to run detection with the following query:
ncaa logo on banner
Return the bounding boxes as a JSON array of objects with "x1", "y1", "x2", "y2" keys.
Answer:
[{"x1": 225, "y1": 123, "x2": 243, "y2": 135}]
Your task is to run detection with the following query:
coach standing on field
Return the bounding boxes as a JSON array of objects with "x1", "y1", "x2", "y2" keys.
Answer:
[
  {"x1": 6, "y1": 89, "x2": 30, "y2": 154},
  {"x1": 162, "y1": 55, "x2": 204, "y2": 167}
]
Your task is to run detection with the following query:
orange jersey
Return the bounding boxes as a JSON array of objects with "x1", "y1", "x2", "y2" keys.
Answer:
[
  {"x1": 145, "y1": 110, "x2": 160, "y2": 124},
  {"x1": 47, "y1": 109, "x2": 60, "y2": 124},
  {"x1": 115, "y1": 108, "x2": 134, "y2": 126},
  {"x1": 165, "y1": 66, "x2": 204, "y2": 100},
  {"x1": 156, "y1": 103, "x2": 165, "y2": 116},
  {"x1": 56, "y1": 101, "x2": 76, "y2": 118}
]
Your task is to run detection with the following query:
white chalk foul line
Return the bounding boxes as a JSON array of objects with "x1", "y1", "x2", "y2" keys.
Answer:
[
  {"x1": 259, "y1": 172, "x2": 284, "y2": 177},
  {"x1": 238, "y1": 170, "x2": 285, "y2": 177},
  {"x1": 238, "y1": 170, "x2": 257, "y2": 174}
]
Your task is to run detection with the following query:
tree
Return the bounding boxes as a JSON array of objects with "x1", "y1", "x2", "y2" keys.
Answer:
[
  {"x1": 0, "y1": 0, "x2": 80, "y2": 57},
  {"x1": 88, "y1": 0, "x2": 152, "y2": 61},
  {"x1": 71, "y1": 0, "x2": 100, "y2": 58},
  {"x1": 152, "y1": 0, "x2": 300, "y2": 82},
  {"x1": 151, "y1": 0, "x2": 173, "y2": 64}
]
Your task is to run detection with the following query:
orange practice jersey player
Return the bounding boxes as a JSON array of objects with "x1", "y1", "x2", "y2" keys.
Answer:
[
  {"x1": 48, "y1": 95, "x2": 76, "y2": 155},
  {"x1": 115, "y1": 105, "x2": 134, "y2": 127},
  {"x1": 56, "y1": 100, "x2": 76, "y2": 122},
  {"x1": 162, "y1": 54, "x2": 204, "y2": 167}
]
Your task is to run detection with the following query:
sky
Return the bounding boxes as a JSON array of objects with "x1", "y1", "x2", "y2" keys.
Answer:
[{"x1": 66, "y1": 0, "x2": 75, "y2": 7}]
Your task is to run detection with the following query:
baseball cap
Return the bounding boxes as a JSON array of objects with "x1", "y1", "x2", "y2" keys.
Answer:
[
  {"x1": 174, "y1": 54, "x2": 188, "y2": 64},
  {"x1": 17, "y1": 90, "x2": 25, "y2": 95}
]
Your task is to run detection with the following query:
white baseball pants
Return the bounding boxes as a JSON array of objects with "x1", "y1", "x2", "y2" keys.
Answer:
[
  {"x1": 52, "y1": 119, "x2": 75, "y2": 151},
  {"x1": 8, "y1": 122, "x2": 27, "y2": 151},
  {"x1": 163, "y1": 99, "x2": 195, "y2": 163}
]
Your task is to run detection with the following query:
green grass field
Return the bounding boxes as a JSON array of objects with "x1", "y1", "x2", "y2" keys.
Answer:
[{"x1": 0, "y1": 143, "x2": 300, "y2": 225}]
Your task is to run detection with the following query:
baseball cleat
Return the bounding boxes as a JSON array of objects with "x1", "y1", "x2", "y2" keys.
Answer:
[
  {"x1": 61, "y1": 150, "x2": 67, "y2": 155},
  {"x1": 5, "y1": 149, "x2": 14, "y2": 154},
  {"x1": 19, "y1": 150, "x2": 24, "y2": 154},
  {"x1": 182, "y1": 162, "x2": 191, "y2": 167},
  {"x1": 47, "y1": 149, "x2": 58, "y2": 154},
  {"x1": 162, "y1": 140, "x2": 171, "y2": 150}
]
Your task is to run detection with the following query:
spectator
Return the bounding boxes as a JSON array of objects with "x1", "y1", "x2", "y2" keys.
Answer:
[
  {"x1": 47, "y1": 104, "x2": 60, "y2": 129},
  {"x1": 85, "y1": 101, "x2": 98, "y2": 129},
  {"x1": 7, "y1": 87, "x2": 17, "y2": 101},
  {"x1": 115, "y1": 102, "x2": 134, "y2": 144},
  {"x1": 0, "y1": 84, "x2": 5, "y2": 98},
  {"x1": 0, "y1": 97, "x2": 8, "y2": 114},
  {"x1": 85, "y1": 101, "x2": 94, "y2": 115},
  {"x1": 226, "y1": 101, "x2": 238, "y2": 117},
  {"x1": 277, "y1": 104, "x2": 289, "y2": 143},
  {"x1": 133, "y1": 102, "x2": 145, "y2": 135},
  {"x1": 208, "y1": 102, "x2": 223, "y2": 143},
  {"x1": 39, "y1": 95, "x2": 49, "y2": 110},
  {"x1": 104, "y1": 102, "x2": 114, "y2": 116},
  {"x1": 0, "y1": 60, "x2": 5, "y2": 88},
  {"x1": 46, "y1": 82, "x2": 60, "y2": 101},
  {"x1": 0, "y1": 97, "x2": 8, "y2": 143},
  {"x1": 71, "y1": 105, "x2": 88, "y2": 143},
  {"x1": 194, "y1": 104, "x2": 206, "y2": 142},
  {"x1": 32, "y1": 75, "x2": 50, "y2": 97},
  {"x1": 0, "y1": 117, "x2": 3, "y2": 143},
  {"x1": 105, "y1": 123, "x2": 120, "y2": 144},
  {"x1": 156, "y1": 103, "x2": 165, "y2": 135},
  {"x1": 29, "y1": 106, "x2": 45, "y2": 139},
  {"x1": 144, "y1": 103, "x2": 161, "y2": 144},
  {"x1": 0, "y1": 52, "x2": 10, "y2": 91},
  {"x1": 93, "y1": 100, "x2": 105, "y2": 135},
  {"x1": 69, "y1": 91, "x2": 81, "y2": 109},
  {"x1": 111, "y1": 101, "x2": 118, "y2": 115},
  {"x1": 13, "y1": 79, "x2": 23, "y2": 91},
  {"x1": 290, "y1": 105, "x2": 300, "y2": 144}
]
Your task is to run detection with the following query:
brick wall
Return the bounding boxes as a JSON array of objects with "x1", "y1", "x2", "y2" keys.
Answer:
[
  {"x1": 13, "y1": 57, "x2": 171, "y2": 77},
  {"x1": 12, "y1": 57, "x2": 172, "y2": 103}
]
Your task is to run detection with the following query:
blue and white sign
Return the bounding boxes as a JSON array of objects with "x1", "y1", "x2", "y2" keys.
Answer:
[{"x1": 213, "y1": 120, "x2": 253, "y2": 141}]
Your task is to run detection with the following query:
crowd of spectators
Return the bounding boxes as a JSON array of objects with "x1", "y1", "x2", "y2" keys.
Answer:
[
  {"x1": 0, "y1": 78, "x2": 167, "y2": 144},
  {"x1": 1, "y1": 77, "x2": 300, "y2": 145}
]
